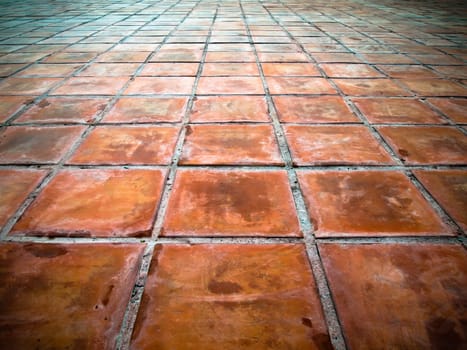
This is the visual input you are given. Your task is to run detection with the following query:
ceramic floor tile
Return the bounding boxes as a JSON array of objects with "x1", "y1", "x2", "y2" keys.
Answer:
[
  {"x1": 267, "y1": 77, "x2": 336, "y2": 95},
  {"x1": 321, "y1": 64, "x2": 384, "y2": 78},
  {"x1": 197, "y1": 77, "x2": 264, "y2": 94},
  {"x1": 0, "y1": 77, "x2": 61, "y2": 95},
  {"x1": 52, "y1": 77, "x2": 128, "y2": 95},
  {"x1": 124, "y1": 77, "x2": 195, "y2": 95},
  {"x1": 140, "y1": 63, "x2": 199, "y2": 76},
  {"x1": 78, "y1": 63, "x2": 140, "y2": 76},
  {"x1": 0, "y1": 96, "x2": 31, "y2": 122},
  {"x1": 399, "y1": 79, "x2": 466, "y2": 96},
  {"x1": 202, "y1": 63, "x2": 259, "y2": 76},
  {"x1": 262, "y1": 63, "x2": 321, "y2": 76},
  {"x1": 333, "y1": 79, "x2": 410, "y2": 96},
  {"x1": 426, "y1": 98, "x2": 467, "y2": 123}
]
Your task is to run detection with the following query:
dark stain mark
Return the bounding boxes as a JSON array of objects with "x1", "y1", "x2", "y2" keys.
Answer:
[
  {"x1": 102, "y1": 284, "x2": 114, "y2": 306},
  {"x1": 185, "y1": 125, "x2": 193, "y2": 136},
  {"x1": 302, "y1": 317, "x2": 313, "y2": 328},
  {"x1": 98, "y1": 104, "x2": 107, "y2": 111},
  {"x1": 398, "y1": 149, "x2": 410, "y2": 157},
  {"x1": 426, "y1": 317, "x2": 463, "y2": 350},
  {"x1": 38, "y1": 100, "x2": 50, "y2": 108},
  {"x1": 24, "y1": 244, "x2": 67, "y2": 258},
  {"x1": 208, "y1": 280, "x2": 243, "y2": 294},
  {"x1": 312, "y1": 333, "x2": 334, "y2": 350}
]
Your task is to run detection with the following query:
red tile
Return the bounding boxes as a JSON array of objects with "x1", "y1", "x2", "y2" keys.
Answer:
[
  {"x1": 180, "y1": 124, "x2": 283, "y2": 165},
  {"x1": 378, "y1": 126, "x2": 467, "y2": 164},
  {"x1": 430, "y1": 65, "x2": 467, "y2": 80},
  {"x1": 16, "y1": 97, "x2": 109, "y2": 123},
  {"x1": 0, "y1": 78, "x2": 61, "y2": 95},
  {"x1": 197, "y1": 77, "x2": 264, "y2": 94},
  {"x1": 124, "y1": 77, "x2": 195, "y2": 95},
  {"x1": 79, "y1": 63, "x2": 140, "y2": 76},
  {"x1": 0, "y1": 126, "x2": 84, "y2": 164},
  {"x1": 319, "y1": 243, "x2": 467, "y2": 349},
  {"x1": 298, "y1": 170, "x2": 450, "y2": 237},
  {"x1": 321, "y1": 64, "x2": 383, "y2": 78},
  {"x1": 150, "y1": 49, "x2": 203, "y2": 62},
  {"x1": 273, "y1": 96, "x2": 359, "y2": 123},
  {"x1": 12, "y1": 169, "x2": 166, "y2": 237},
  {"x1": 312, "y1": 53, "x2": 362, "y2": 63},
  {"x1": 0, "y1": 169, "x2": 46, "y2": 226},
  {"x1": 140, "y1": 63, "x2": 199, "y2": 76},
  {"x1": 68, "y1": 126, "x2": 179, "y2": 165},
  {"x1": 377, "y1": 65, "x2": 440, "y2": 79},
  {"x1": 414, "y1": 170, "x2": 467, "y2": 231},
  {"x1": 44, "y1": 52, "x2": 97, "y2": 63},
  {"x1": 131, "y1": 244, "x2": 331, "y2": 350},
  {"x1": 53, "y1": 77, "x2": 128, "y2": 95},
  {"x1": 333, "y1": 79, "x2": 410, "y2": 96},
  {"x1": 16, "y1": 63, "x2": 81, "y2": 77},
  {"x1": 205, "y1": 51, "x2": 256, "y2": 62},
  {"x1": 262, "y1": 63, "x2": 320, "y2": 76},
  {"x1": 353, "y1": 98, "x2": 445, "y2": 124},
  {"x1": 163, "y1": 169, "x2": 300, "y2": 237},
  {"x1": 0, "y1": 96, "x2": 31, "y2": 122},
  {"x1": 96, "y1": 51, "x2": 151, "y2": 63},
  {"x1": 359, "y1": 53, "x2": 416, "y2": 64},
  {"x1": 0, "y1": 242, "x2": 144, "y2": 349},
  {"x1": 285, "y1": 125, "x2": 393, "y2": 165},
  {"x1": 102, "y1": 97, "x2": 187, "y2": 123},
  {"x1": 267, "y1": 77, "x2": 336, "y2": 94},
  {"x1": 0, "y1": 64, "x2": 25, "y2": 77},
  {"x1": 398, "y1": 79, "x2": 466, "y2": 96},
  {"x1": 258, "y1": 52, "x2": 309, "y2": 62},
  {"x1": 201, "y1": 63, "x2": 259, "y2": 76},
  {"x1": 427, "y1": 98, "x2": 467, "y2": 123}
]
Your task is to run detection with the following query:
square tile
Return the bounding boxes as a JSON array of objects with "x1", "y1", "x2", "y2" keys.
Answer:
[
  {"x1": 333, "y1": 79, "x2": 410, "y2": 96},
  {"x1": 258, "y1": 52, "x2": 309, "y2": 62},
  {"x1": 163, "y1": 169, "x2": 300, "y2": 237},
  {"x1": 0, "y1": 126, "x2": 84, "y2": 164},
  {"x1": 0, "y1": 96, "x2": 31, "y2": 122},
  {"x1": 377, "y1": 65, "x2": 440, "y2": 79},
  {"x1": 298, "y1": 170, "x2": 451, "y2": 237},
  {"x1": 44, "y1": 52, "x2": 97, "y2": 63},
  {"x1": 319, "y1": 243, "x2": 467, "y2": 349},
  {"x1": 68, "y1": 126, "x2": 179, "y2": 165},
  {"x1": 140, "y1": 63, "x2": 199, "y2": 76},
  {"x1": 102, "y1": 97, "x2": 188, "y2": 123},
  {"x1": 15, "y1": 63, "x2": 81, "y2": 77},
  {"x1": 197, "y1": 77, "x2": 264, "y2": 94},
  {"x1": 205, "y1": 51, "x2": 256, "y2": 62},
  {"x1": 398, "y1": 79, "x2": 466, "y2": 96},
  {"x1": 12, "y1": 169, "x2": 166, "y2": 237},
  {"x1": 353, "y1": 98, "x2": 445, "y2": 124},
  {"x1": 96, "y1": 51, "x2": 151, "y2": 63},
  {"x1": 267, "y1": 77, "x2": 336, "y2": 95},
  {"x1": 180, "y1": 124, "x2": 283, "y2": 165},
  {"x1": 378, "y1": 126, "x2": 467, "y2": 164},
  {"x1": 52, "y1": 77, "x2": 128, "y2": 95},
  {"x1": 0, "y1": 242, "x2": 144, "y2": 349},
  {"x1": 0, "y1": 78, "x2": 61, "y2": 95},
  {"x1": 414, "y1": 170, "x2": 467, "y2": 231},
  {"x1": 131, "y1": 244, "x2": 331, "y2": 349},
  {"x1": 0, "y1": 64, "x2": 25, "y2": 77},
  {"x1": 321, "y1": 64, "x2": 384, "y2": 78},
  {"x1": 124, "y1": 77, "x2": 195, "y2": 95},
  {"x1": 78, "y1": 63, "x2": 140, "y2": 76},
  {"x1": 285, "y1": 125, "x2": 394, "y2": 165},
  {"x1": 16, "y1": 97, "x2": 109, "y2": 123},
  {"x1": 273, "y1": 96, "x2": 359, "y2": 123},
  {"x1": 201, "y1": 63, "x2": 259, "y2": 76},
  {"x1": 150, "y1": 50, "x2": 203, "y2": 62},
  {"x1": 0, "y1": 170, "x2": 46, "y2": 226},
  {"x1": 262, "y1": 63, "x2": 320, "y2": 76},
  {"x1": 427, "y1": 98, "x2": 467, "y2": 123}
]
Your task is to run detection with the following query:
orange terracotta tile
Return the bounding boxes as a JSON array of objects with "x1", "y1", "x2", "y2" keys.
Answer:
[
  {"x1": 319, "y1": 243, "x2": 467, "y2": 349},
  {"x1": 140, "y1": 63, "x2": 199, "y2": 76},
  {"x1": 190, "y1": 96, "x2": 269, "y2": 122},
  {"x1": 0, "y1": 242, "x2": 144, "y2": 349},
  {"x1": 44, "y1": 52, "x2": 97, "y2": 63},
  {"x1": 333, "y1": 79, "x2": 410, "y2": 96},
  {"x1": 205, "y1": 51, "x2": 256, "y2": 62},
  {"x1": 201, "y1": 63, "x2": 259, "y2": 76},
  {"x1": 273, "y1": 96, "x2": 359, "y2": 123},
  {"x1": 377, "y1": 65, "x2": 440, "y2": 79},
  {"x1": 103, "y1": 97, "x2": 187, "y2": 123},
  {"x1": 353, "y1": 98, "x2": 445, "y2": 124},
  {"x1": 258, "y1": 52, "x2": 309, "y2": 62},
  {"x1": 297, "y1": 170, "x2": 451, "y2": 237},
  {"x1": 96, "y1": 51, "x2": 151, "y2": 63},
  {"x1": 0, "y1": 64, "x2": 25, "y2": 77},
  {"x1": 312, "y1": 53, "x2": 362, "y2": 63},
  {"x1": 150, "y1": 49, "x2": 203, "y2": 62},
  {"x1": 285, "y1": 125, "x2": 393, "y2": 165},
  {"x1": 0, "y1": 169, "x2": 46, "y2": 226},
  {"x1": 16, "y1": 97, "x2": 109, "y2": 123},
  {"x1": 321, "y1": 64, "x2": 383, "y2": 78},
  {"x1": 378, "y1": 126, "x2": 467, "y2": 164},
  {"x1": 16, "y1": 63, "x2": 81, "y2": 77},
  {"x1": 52, "y1": 77, "x2": 128, "y2": 95},
  {"x1": 0, "y1": 77, "x2": 61, "y2": 95},
  {"x1": 131, "y1": 244, "x2": 331, "y2": 350},
  {"x1": 359, "y1": 53, "x2": 416, "y2": 64},
  {"x1": 180, "y1": 124, "x2": 283, "y2": 165},
  {"x1": 124, "y1": 77, "x2": 195, "y2": 95},
  {"x1": 68, "y1": 126, "x2": 179, "y2": 165},
  {"x1": 12, "y1": 169, "x2": 166, "y2": 237},
  {"x1": 267, "y1": 77, "x2": 336, "y2": 94},
  {"x1": 427, "y1": 98, "x2": 467, "y2": 123},
  {"x1": 398, "y1": 79, "x2": 466, "y2": 96},
  {"x1": 78, "y1": 63, "x2": 140, "y2": 76},
  {"x1": 262, "y1": 63, "x2": 320, "y2": 76},
  {"x1": 163, "y1": 169, "x2": 300, "y2": 237},
  {"x1": 0, "y1": 126, "x2": 84, "y2": 164},
  {"x1": 413, "y1": 170, "x2": 467, "y2": 231},
  {"x1": 0, "y1": 96, "x2": 31, "y2": 122},
  {"x1": 197, "y1": 77, "x2": 264, "y2": 94}
]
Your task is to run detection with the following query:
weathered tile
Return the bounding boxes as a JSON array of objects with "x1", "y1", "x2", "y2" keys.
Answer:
[
  {"x1": 0, "y1": 242, "x2": 144, "y2": 350},
  {"x1": 267, "y1": 77, "x2": 336, "y2": 94},
  {"x1": 298, "y1": 170, "x2": 451, "y2": 237},
  {"x1": 124, "y1": 77, "x2": 195, "y2": 95},
  {"x1": 44, "y1": 52, "x2": 97, "y2": 63},
  {"x1": 163, "y1": 169, "x2": 300, "y2": 237},
  {"x1": 202, "y1": 63, "x2": 259, "y2": 76},
  {"x1": 0, "y1": 77, "x2": 61, "y2": 95},
  {"x1": 16, "y1": 63, "x2": 81, "y2": 77},
  {"x1": 197, "y1": 77, "x2": 264, "y2": 94},
  {"x1": 378, "y1": 126, "x2": 467, "y2": 164},
  {"x1": 205, "y1": 51, "x2": 256, "y2": 62},
  {"x1": 78, "y1": 63, "x2": 140, "y2": 76},
  {"x1": 12, "y1": 169, "x2": 166, "y2": 237},
  {"x1": 399, "y1": 79, "x2": 466, "y2": 96},
  {"x1": 427, "y1": 98, "x2": 467, "y2": 123},
  {"x1": 96, "y1": 51, "x2": 151, "y2": 63},
  {"x1": 319, "y1": 243, "x2": 467, "y2": 349},
  {"x1": 321, "y1": 64, "x2": 383, "y2": 78},
  {"x1": 0, "y1": 64, "x2": 25, "y2": 77},
  {"x1": 140, "y1": 63, "x2": 199, "y2": 76},
  {"x1": 262, "y1": 63, "x2": 320, "y2": 76},
  {"x1": 52, "y1": 77, "x2": 128, "y2": 95},
  {"x1": 0, "y1": 96, "x2": 31, "y2": 122},
  {"x1": 333, "y1": 79, "x2": 410, "y2": 96},
  {"x1": 131, "y1": 244, "x2": 331, "y2": 349}
]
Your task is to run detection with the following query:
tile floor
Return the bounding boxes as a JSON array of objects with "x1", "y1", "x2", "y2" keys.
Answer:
[{"x1": 0, "y1": 0, "x2": 466, "y2": 349}]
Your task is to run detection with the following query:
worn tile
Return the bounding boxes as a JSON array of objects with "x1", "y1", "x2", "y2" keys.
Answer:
[
  {"x1": 0, "y1": 242, "x2": 144, "y2": 349},
  {"x1": 0, "y1": 126, "x2": 84, "y2": 164},
  {"x1": 0, "y1": 64, "x2": 25, "y2": 77},
  {"x1": 202, "y1": 63, "x2": 259, "y2": 76},
  {"x1": 0, "y1": 77, "x2": 61, "y2": 95},
  {"x1": 102, "y1": 97, "x2": 187, "y2": 123},
  {"x1": 262, "y1": 63, "x2": 320, "y2": 76},
  {"x1": 354, "y1": 98, "x2": 445, "y2": 124},
  {"x1": 140, "y1": 63, "x2": 199, "y2": 76},
  {"x1": 79, "y1": 63, "x2": 140, "y2": 76},
  {"x1": 0, "y1": 96, "x2": 31, "y2": 122},
  {"x1": 321, "y1": 64, "x2": 383, "y2": 78},
  {"x1": 124, "y1": 77, "x2": 195, "y2": 95},
  {"x1": 52, "y1": 77, "x2": 128, "y2": 95},
  {"x1": 163, "y1": 169, "x2": 300, "y2": 237},
  {"x1": 298, "y1": 170, "x2": 451, "y2": 237},
  {"x1": 131, "y1": 244, "x2": 331, "y2": 350},
  {"x1": 16, "y1": 97, "x2": 109, "y2": 123},
  {"x1": 285, "y1": 125, "x2": 393, "y2": 165},
  {"x1": 378, "y1": 126, "x2": 467, "y2": 164},
  {"x1": 16, "y1": 63, "x2": 81, "y2": 77},
  {"x1": 333, "y1": 79, "x2": 410, "y2": 96},
  {"x1": 44, "y1": 52, "x2": 97, "y2": 63},
  {"x1": 96, "y1": 51, "x2": 151, "y2": 63},
  {"x1": 427, "y1": 98, "x2": 467, "y2": 123},
  {"x1": 258, "y1": 52, "x2": 309, "y2": 62},
  {"x1": 12, "y1": 169, "x2": 166, "y2": 237},
  {"x1": 413, "y1": 170, "x2": 467, "y2": 231},
  {"x1": 150, "y1": 49, "x2": 203, "y2": 62},
  {"x1": 377, "y1": 65, "x2": 440, "y2": 79},
  {"x1": 399, "y1": 79, "x2": 466, "y2": 96},
  {"x1": 180, "y1": 124, "x2": 283, "y2": 165},
  {"x1": 267, "y1": 77, "x2": 336, "y2": 95},
  {"x1": 273, "y1": 96, "x2": 359, "y2": 123},
  {"x1": 68, "y1": 126, "x2": 179, "y2": 165},
  {"x1": 197, "y1": 76, "x2": 264, "y2": 94},
  {"x1": 319, "y1": 243, "x2": 467, "y2": 349},
  {"x1": 205, "y1": 51, "x2": 256, "y2": 62}
]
